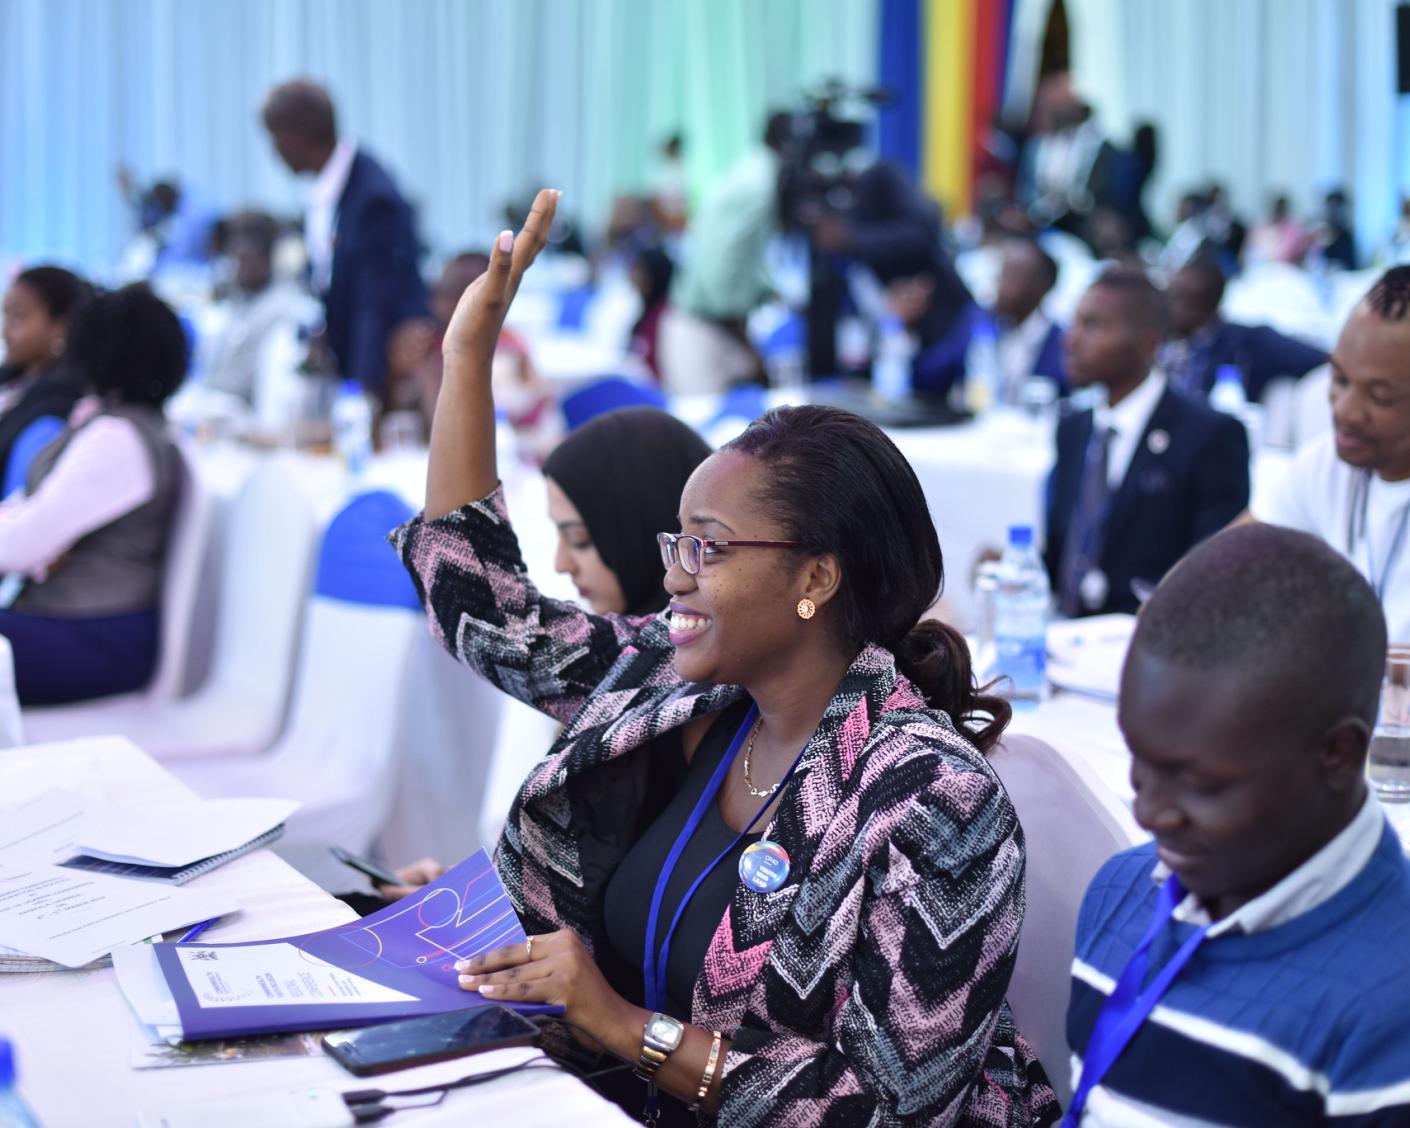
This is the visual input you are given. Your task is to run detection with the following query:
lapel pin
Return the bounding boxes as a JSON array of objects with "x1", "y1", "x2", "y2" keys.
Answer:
[{"x1": 1147, "y1": 429, "x2": 1170, "y2": 455}]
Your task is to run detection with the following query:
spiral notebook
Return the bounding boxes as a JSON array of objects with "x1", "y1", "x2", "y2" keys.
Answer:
[{"x1": 59, "y1": 825, "x2": 286, "y2": 886}]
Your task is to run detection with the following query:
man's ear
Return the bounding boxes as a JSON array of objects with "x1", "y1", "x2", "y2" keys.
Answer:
[{"x1": 1319, "y1": 715, "x2": 1372, "y2": 793}]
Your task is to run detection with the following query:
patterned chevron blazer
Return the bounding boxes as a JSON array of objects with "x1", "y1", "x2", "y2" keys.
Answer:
[{"x1": 392, "y1": 486, "x2": 1059, "y2": 1127}]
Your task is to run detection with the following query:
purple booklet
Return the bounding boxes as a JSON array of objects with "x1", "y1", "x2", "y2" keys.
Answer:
[{"x1": 150, "y1": 850, "x2": 560, "y2": 1040}]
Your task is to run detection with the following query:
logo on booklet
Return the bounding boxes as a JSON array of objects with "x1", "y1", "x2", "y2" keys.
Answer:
[{"x1": 191, "y1": 949, "x2": 220, "y2": 961}]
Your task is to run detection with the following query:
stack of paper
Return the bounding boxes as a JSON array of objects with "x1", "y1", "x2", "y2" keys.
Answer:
[
  {"x1": 1046, "y1": 614, "x2": 1137, "y2": 702},
  {"x1": 0, "y1": 791, "x2": 245, "y2": 971}
]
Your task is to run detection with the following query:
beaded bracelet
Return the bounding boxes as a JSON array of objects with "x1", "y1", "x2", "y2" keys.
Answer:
[{"x1": 689, "y1": 1030, "x2": 723, "y2": 1112}]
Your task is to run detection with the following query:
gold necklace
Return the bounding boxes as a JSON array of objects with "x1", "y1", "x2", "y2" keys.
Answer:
[{"x1": 741, "y1": 716, "x2": 782, "y2": 799}]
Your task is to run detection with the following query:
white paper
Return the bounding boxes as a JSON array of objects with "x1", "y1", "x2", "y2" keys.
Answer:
[
  {"x1": 173, "y1": 942, "x2": 417, "y2": 1009},
  {"x1": 0, "y1": 860, "x2": 237, "y2": 968},
  {"x1": 75, "y1": 797, "x2": 299, "y2": 867},
  {"x1": 1046, "y1": 614, "x2": 1136, "y2": 702}
]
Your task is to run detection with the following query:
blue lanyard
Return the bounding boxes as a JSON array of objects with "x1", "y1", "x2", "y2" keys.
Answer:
[
  {"x1": 640, "y1": 704, "x2": 807, "y2": 1016},
  {"x1": 1062, "y1": 876, "x2": 1209, "y2": 1126}
]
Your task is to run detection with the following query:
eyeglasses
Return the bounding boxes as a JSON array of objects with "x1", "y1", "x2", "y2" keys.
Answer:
[{"x1": 657, "y1": 531, "x2": 800, "y2": 576}]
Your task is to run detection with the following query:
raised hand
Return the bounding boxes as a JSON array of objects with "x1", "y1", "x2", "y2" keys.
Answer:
[{"x1": 443, "y1": 188, "x2": 560, "y2": 365}]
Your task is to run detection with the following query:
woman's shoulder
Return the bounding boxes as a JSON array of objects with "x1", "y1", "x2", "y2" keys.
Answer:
[{"x1": 846, "y1": 700, "x2": 1020, "y2": 882}]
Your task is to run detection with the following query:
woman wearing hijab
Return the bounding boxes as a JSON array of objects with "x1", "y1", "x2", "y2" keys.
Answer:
[{"x1": 542, "y1": 406, "x2": 710, "y2": 616}]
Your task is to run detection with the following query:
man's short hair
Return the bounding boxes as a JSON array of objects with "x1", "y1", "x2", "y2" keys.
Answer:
[
  {"x1": 1090, "y1": 266, "x2": 1170, "y2": 336},
  {"x1": 1131, "y1": 524, "x2": 1387, "y2": 731},
  {"x1": 262, "y1": 79, "x2": 337, "y2": 145},
  {"x1": 1366, "y1": 265, "x2": 1410, "y2": 322}
]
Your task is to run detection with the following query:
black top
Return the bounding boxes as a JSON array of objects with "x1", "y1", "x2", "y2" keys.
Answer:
[{"x1": 603, "y1": 699, "x2": 759, "y2": 1021}]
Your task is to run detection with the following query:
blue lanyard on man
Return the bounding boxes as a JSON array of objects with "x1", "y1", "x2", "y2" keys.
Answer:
[
  {"x1": 1062, "y1": 875, "x2": 1211, "y2": 1125},
  {"x1": 1347, "y1": 468, "x2": 1410, "y2": 605},
  {"x1": 639, "y1": 704, "x2": 809, "y2": 1117}
]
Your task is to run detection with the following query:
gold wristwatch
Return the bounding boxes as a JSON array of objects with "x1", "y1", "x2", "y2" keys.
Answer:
[{"x1": 635, "y1": 1012, "x2": 685, "y2": 1080}]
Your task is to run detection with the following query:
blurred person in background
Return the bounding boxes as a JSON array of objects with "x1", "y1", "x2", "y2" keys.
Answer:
[
  {"x1": 0, "y1": 266, "x2": 92, "y2": 486},
  {"x1": 659, "y1": 113, "x2": 790, "y2": 394},
  {"x1": 388, "y1": 252, "x2": 554, "y2": 458},
  {"x1": 201, "y1": 211, "x2": 314, "y2": 405},
  {"x1": 627, "y1": 246, "x2": 674, "y2": 383},
  {"x1": 1313, "y1": 188, "x2": 1357, "y2": 271},
  {"x1": 1244, "y1": 193, "x2": 1312, "y2": 266},
  {"x1": 0, "y1": 285, "x2": 185, "y2": 704},
  {"x1": 1161, "y1": 255, "x2": 1327, "y2": 403},
  {"x1": 261, "y1": 79, "x2": 427, "y2": 401},
  {"x1": 1047, "y1": 268, "x2": 1249, "y2": 617}
]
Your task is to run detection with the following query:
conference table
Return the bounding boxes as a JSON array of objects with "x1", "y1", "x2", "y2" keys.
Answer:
[{"x1": 0, "y1": 736, "x2": 632, "y2": 1127}]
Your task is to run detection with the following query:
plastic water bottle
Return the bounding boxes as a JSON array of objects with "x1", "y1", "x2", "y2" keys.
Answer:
[
  {"x1": 1209, "y1": 365, "x2": 1248, "y2": 415},
  {"x1": 964, "y1": 315, "x2": 1001, "y2": 414},
  {"x1": 873, "y1": 316, "x2": 914, "y2": 401},
  {"x1": 331, "y1": 379, "x2": 373, "y2": 478},
  {"x1": 993, "y1": 525, "x2": 1050, "y2": 707},
  {"x1": 0, "y1": 1040, "x2": 41, "y2": 1128}
]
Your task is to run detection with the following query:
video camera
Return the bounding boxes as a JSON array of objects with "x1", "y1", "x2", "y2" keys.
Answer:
[{"x1": 775, "y1": 79, "x2": 891, "y2": 230}]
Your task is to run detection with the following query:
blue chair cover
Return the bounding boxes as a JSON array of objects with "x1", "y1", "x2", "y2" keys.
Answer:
[
  {"x1": 760, "y1": 312, "x2": 805, "y2": 359},
  {"x1": 556, "y1": 285, "x2": 597, "y2": 332},
  {"x1": 708, "y1": 385, "x2": 768, "y2": 429},
  {"x1": 4, "y1": 415, "x2": 66, "y2": 496},
  {"x1": 315, "y1": 490, "x2": 422, "y2": 610},
  {"x1": 561, "y1": 377, "x2": 667, "y2": 431}
]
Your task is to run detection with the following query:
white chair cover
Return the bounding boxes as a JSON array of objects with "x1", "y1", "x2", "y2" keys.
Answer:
[
  {"x1": 23, "y1": 457, "x2": 317, "y2": 758},
  {"x1": 989, "y1": 733, "x2": 1145, "y2": 1105}
]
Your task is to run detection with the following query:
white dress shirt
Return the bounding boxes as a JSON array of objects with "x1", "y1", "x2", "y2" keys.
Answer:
[
  {"x1": 1255, "y1": 431, "x2": 1410, "y2": 645},
  {"x1": 1093, "y1": 371, "x2": 1167, "y2": 489},
  {"x1": 305, "y1": 139, "x2": 357, "y2": 295},
  {"x1": 997, "y1": 309, "x2": 1056, "y2": 404}
]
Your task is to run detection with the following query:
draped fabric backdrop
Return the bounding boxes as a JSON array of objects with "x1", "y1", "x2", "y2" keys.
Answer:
[
  {"x1": 1066, "y1": 0, "x2": 1406, "y2": 260},
  {"x1": 0, "y1": 0, "x2": 877, "y2": 277}
]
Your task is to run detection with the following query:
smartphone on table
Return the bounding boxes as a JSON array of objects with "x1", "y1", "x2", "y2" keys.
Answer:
[
  {"x1": 329, "y1": 845, "x2": 404, "y2": 888},
  {"x1": 322, "y1": 1006, "x2": 541, "y2": 1076}
]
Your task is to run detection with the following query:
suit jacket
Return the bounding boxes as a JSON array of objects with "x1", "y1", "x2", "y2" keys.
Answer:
[
  {"x1": 393, "y1": 487, "x2": 1058, "y2": 1127},
  {"x1": 1044, "y1": 386, "x2": 1250, "y2": 616},
  {"x1": 1174, "y1": 320, "x2": 1327, "y2": 403},
  {"x1": 323, "y1": 149, "x2": 427, "y2": 395}
]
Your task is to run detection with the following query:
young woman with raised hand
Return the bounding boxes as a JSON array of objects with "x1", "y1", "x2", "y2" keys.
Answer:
[{"x1": 392, "y1": 190, "x2": 1057, "y2": 1126}]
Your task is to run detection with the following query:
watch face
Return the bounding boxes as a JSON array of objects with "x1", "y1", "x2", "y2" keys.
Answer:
[{"x1": 648, "y1": 1015, "x2": 683, "y2": 1047}]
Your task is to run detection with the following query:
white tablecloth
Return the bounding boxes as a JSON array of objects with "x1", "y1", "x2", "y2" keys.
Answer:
[{"x1": 0, "y1": 737, "x2": 631, "y2": 1127}]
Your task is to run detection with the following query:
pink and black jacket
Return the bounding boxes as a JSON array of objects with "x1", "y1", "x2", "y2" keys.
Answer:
[{"x1": 393, "y1": 486, "x2": 1058, "y2": 1127}]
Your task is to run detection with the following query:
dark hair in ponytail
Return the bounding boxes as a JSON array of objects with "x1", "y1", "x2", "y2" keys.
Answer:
[{"x1": 723, "y1": 405, "x2": 1011, "y2": 753}]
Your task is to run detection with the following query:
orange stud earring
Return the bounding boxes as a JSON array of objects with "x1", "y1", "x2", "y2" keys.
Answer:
[{"x1": 796, "y1": 598, "x2": 816, "y2": 620}]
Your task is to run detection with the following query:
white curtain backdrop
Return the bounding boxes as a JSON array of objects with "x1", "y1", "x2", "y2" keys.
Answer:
[
  {"x1": 1067, "y1": 0, "x2": 1404, "y2": 261},
  {"x1": 0, "y1": 0, "x2": 876, "y2": 277}
]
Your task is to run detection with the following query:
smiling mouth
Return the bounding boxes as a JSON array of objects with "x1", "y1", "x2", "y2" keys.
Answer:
[
  {"x1": 1156, "y1": 842, "x2": 1204, "y2": 871},
  {"x1": 668, "y1": 612, "x2": 712, "y2": 645}
]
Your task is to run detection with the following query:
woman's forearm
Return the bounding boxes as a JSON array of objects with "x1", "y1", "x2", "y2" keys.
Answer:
[
  {"x1": 602, "y1": 1001, "x2": 729, "y2": 1115},
  {"x1": 424, "y1": 347, "x2": 497, "y2": 519}
]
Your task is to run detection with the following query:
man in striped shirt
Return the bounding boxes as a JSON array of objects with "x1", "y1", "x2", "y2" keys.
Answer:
[{"x1": 1066, "y1": 524, "x2": 1410, "y2": 1125}]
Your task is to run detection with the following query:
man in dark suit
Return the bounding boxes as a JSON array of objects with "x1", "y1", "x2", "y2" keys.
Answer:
[
  {"x1": 1161, "y1": 256, "x2": 1327, "y2": 402},
  {"x1": 261, "y1": 80, "x2": 426, "y2": 400},
  {"x1": 1046, "y1": 268, "x2": 1250, "y2": 617}
]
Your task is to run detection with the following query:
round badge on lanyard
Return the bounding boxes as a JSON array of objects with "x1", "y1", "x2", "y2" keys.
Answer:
[
  {"x1": 738, "y1": 841, "x2": 791, "y2": 893},
  {"x1": 1080, "y1": 568, "x2": 1109, "y2": 610}
]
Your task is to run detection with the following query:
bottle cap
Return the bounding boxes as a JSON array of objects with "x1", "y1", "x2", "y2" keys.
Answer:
[
  {"x1": 0, "y1": 1038, "x2": 14, "y2": 1089},
  {"x1": 1008, "y1": 525, "x2": 1033, "y2": 548},
  {"x1": 1215, "y1": 364, "x2": 1242, "y2": 384},
  {"x1": 340, "y1": 378, "x2": 361, "y2": 395}
]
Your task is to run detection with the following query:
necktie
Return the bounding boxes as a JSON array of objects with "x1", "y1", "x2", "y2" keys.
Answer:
[{"x1": 1059, "y1": 423, "x2": 1115, "y2": 617}]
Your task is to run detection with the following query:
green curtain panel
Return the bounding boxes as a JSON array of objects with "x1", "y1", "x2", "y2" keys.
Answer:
[{"x1": 0, "y1": 0, "x2": 877, "y2": 275}]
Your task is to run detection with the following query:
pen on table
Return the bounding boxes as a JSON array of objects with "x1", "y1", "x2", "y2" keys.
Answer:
[{"x1": 177, "y1": 917, "x2": 220, "y2": 943}]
